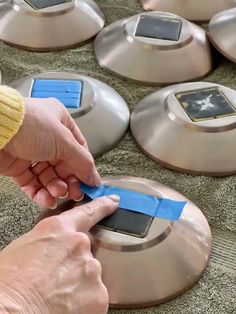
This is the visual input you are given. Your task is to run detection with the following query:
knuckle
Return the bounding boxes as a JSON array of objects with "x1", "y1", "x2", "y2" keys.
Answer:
[
  {"x1": 48, "y1": 98, "x2": 67, "y2": 113},
  {"x1": 75, "y1": 232, "x2": 91, "y2": 249},
  {"x1": 96, "y1": 197, "x2": 108, "y2": 206},
  {"x1": 65, "y1": 232, "x2": 91, "y2": 255},
  {"x1": 82, "y1": 283, "x2": 108, "y2": 314},
  {"x1": 94, "y1": 197, "x2": 111, "y2": 211},
  {"x1": 48, "y1": 97, "x2": 62, "y2": 105},
  {"x1": 35, "y1": 216, "x2": 65, "y2": 233},
  {"x1": 85, "y1": 257, "x2": 102, "y2": 278},
  {"x1": 95, "y1": 284, "x2": 109, "y2": 313},
  {"x1": 80, "y1": 202, "x2": 95, "y2": 216}
]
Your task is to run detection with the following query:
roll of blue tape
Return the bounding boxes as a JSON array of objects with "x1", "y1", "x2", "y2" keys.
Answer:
[{"x1": 80, "y1": 183, "x2": 186, "y2": 221}]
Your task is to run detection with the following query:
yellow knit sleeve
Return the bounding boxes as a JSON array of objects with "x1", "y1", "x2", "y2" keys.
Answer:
[{"x1": 0, "y1": 86, "x2": 25, "y2": 149}]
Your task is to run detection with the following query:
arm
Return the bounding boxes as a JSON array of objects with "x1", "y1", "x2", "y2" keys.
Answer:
[
  {"x1": 0, "y1": 87, "x2": 101, "y2": 208},
  {"x1": 0, "y1": 196, "x2": 119, "y2": 314}
]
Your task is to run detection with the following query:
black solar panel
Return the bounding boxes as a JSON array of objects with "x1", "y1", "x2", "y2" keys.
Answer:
[
  {"x1": 135, "y1": 15, "x2": 182, "y2": 41},
  {"x1": 175, "y1": 87, "x2": 236, "y2": 122},
  {"x1": 25, "y1": 0, "x2": 72, "y2": 10},
  {"x1": 97, "y1": 208, "x2": 153, "y2": 238}
]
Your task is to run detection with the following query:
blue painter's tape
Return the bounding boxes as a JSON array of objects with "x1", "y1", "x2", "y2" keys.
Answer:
[
  {"x1": 31, "y1": 79, "x2": 82, "y2": 108},
  {"x1": 32, "y1": 79, "x2": 82, "y2": 93},
  {"x1": 80, "y1": 183, "x2": 186, "y2": 221}
]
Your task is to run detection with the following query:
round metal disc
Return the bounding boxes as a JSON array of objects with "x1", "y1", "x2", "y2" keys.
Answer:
[
  {"x1": 38, "y1": 176, "x2": 212, "y2": 308},
  {"x1": 208, "y1": 8, "x2": 236, "y2": 63},
  {"x1": 131, "y1": 82, "x2": 236, "y2": 176},
  {"x1": 0, "y1": 0, "x2": 105, "y2": 51},
  {"x1": 140, "y1": 0, "x2": 236, "y2": 22},
  {"x1": 13, "y1": 72, "x2": 130, "y2": 157},
  {"x1": 94, "y1": 11, "x2": 212, "y2": 85}
]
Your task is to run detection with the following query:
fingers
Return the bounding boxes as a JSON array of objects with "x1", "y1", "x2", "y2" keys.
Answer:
[
  {"x1": 60, "y1": 195, "x2": 120, "y2": 232},
  {"x1": 12, "y1": 161, "x2": 84, "y2": 207},
  {"x1": 58, "y1": 125, "x2": 101, "y2": 186},
  {"x1": 65, "y1": 176, "x2": 84, "y2": 201},
  {"x1": 32, "y1": 162, "x2": 68, "y2": 198},
  {"x1": 33, "y1": 187, "x2": 56, "y2": 209},
  {"x1": 0, "y1": 151, "x2": 30, "y2": 177},
  {"x1": 18, "y1": 175, "x2": 56, "y2": 209},
  {"x1": 0, "y1": 154, "x2": 56, "y2": 209},
  {"x1": 63, "y1": 115, "x2": 89, "y2": 150},
  {"x1": 49, "y1": 161, "x2": 84, "y2": 200}
]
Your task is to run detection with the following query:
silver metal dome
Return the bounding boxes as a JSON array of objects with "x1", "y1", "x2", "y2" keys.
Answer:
[
  {"x1": 140, "y1": 0, "x2": 236, "y2": 22},
  {"x1": 208, "y1": 7, "x2": 236, "y2": 63},
  {"x1": 131, "y1": 82, "x2": 236, "y2": 176},
  {"x1": 95, "y1": 11, "x2": 212, "y2": 85},
  {"x1": 38, "y1": 176, "x2": 212, "y2": 308},
  {"x1": 0, "y1": 0, "x2": 105, "y2": 51},
  {"x1": 13, "y1": 72, "x2": 130, "y2": 157}
]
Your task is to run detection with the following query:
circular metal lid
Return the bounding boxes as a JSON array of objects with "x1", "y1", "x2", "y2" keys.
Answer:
[
  {"x1": 131, "y1": 82, "x2": 236, "y2": 176},
  {"x1": 13, "y1": 71, "x2": 130, "y2": 157},
  {"x1": 0, "y1": 0, "x2": 105, "y2": 51},
  {"x1": 38, "y1": 176, "x2": 212, "y2": 308},
  {"x1": 208, "y1": 8, "x2": 236, "y2": 63},
  {"x1": 140, "y1": 0, "x2": 236, "y2": 22},
  {"x1": 94, "y1": 11, "x2": 212, "y2": 85}
]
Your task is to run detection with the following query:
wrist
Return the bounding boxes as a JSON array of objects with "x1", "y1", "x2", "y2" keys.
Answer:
[
  {"x1": 0, "y1": 279, "x2": 48, "y2": 314},
  {"x1": 0, "y1": 284, "x2": 28, "y2": 314}
]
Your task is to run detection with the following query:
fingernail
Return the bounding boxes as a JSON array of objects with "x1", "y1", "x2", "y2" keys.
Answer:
[
  {"x1": 74, "y1": 194, "x2": 84, "y2": 202},
  {"x1": 49, "y1": 203, "x2": 57, "y2": 210},
  {"x1": 108, "y1": 194, "x2": 120, "y2": 202},
  {"x1": 59, "y1": 192, "x2": 69, "y2": 199}
]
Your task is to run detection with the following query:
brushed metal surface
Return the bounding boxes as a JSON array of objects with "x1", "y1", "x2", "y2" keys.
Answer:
[
  {"x1": 140, "y1": 0, "x2": 236, "y2": 22},
  {"x1": 13, "y1": 72, "x2": 130, "y2": 157},
  {"x1": 131, "y1": 82, "x2": 236, "y2": 176},
  {"x1": 0, "y1": 0, "x2": 105, "y2": 51},
  {"x1": 208, "y1": 8, "x2": 236, "y2": 63},
  {"x1": 38, "y1": 176, "x2": 212, "y2": 308},
  {"x1": 94, "y1": 11, "x2": 212, "y2": 85}
]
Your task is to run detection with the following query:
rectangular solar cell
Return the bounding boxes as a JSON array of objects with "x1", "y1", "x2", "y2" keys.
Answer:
[
  {"x1": 97, "y1": 208, "x2": 153, "y2": 238},
  {"x1": 31, "y1": 79, "x2": 82, "y2": 109},
  {"x1": 175, "y1": 87, "x2": 236, "y2": 122},
  {"x1": 135, "y1": 15, "x2": 182, "y2": 41},
  {"x1": 25, "y1": 0, "x2": 71, "y2": 10}
]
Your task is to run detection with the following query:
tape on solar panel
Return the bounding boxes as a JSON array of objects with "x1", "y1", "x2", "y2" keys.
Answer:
[
  {"x1": 81, "y1": 183, "x2": 186, "y2": 221},
  {"x1": 31, "y1": 79, "x2": 83, "y2": 108}
]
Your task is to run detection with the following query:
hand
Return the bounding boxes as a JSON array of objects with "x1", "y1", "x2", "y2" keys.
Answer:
[
  {"x1": 0, "y1": 195, "x2": 119, "y2": 314},
  {"x1": 0, "y1": 97, "x2": 101, "y2": 208}
]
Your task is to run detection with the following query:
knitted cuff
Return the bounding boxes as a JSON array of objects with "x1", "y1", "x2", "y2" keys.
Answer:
[{"x1": 0, "y1": 86, "x2": 25, "y2": 149}]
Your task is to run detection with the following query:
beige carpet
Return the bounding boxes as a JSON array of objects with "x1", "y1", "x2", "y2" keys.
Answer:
[{"x1": 0, "y1": 1, "x2": 235, "y2": 313}]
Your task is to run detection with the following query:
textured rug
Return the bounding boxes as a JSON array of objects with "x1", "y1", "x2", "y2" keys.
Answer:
[{"x1": 0, "y1": 1, "x2": 235, "y2": 313}]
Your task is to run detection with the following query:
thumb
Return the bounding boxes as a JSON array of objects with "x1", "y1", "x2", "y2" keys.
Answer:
[{"x1": 57, "y1": 125, "x2": 101, "y2": 186}]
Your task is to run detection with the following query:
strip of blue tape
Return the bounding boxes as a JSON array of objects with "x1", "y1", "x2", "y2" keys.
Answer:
[
  {"x1": 32, "y1": 79, "x2": 82, "y2": 93},
  {"x1": 31, "y1": 79, "x2": 82, "y2": 108},
  {"x1": 80, "y1": 183, "x2": 186, "y2": 221}
]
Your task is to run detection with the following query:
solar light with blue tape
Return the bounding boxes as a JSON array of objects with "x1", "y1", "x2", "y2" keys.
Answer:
[
  {"x1": 81, "y1": 183, "x2": 186, "y2": 221},
  {"x1": 31, "y1": 79, "x2": 83, "y2": 108}
]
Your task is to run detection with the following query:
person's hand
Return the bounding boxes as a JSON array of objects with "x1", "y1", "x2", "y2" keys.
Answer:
[
  {"x1": 0, "y1": 97, "x2": 101, "y2": 208},
  {"x1": 0, "y1": 195, "x2": 119, "y2": 314}
]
